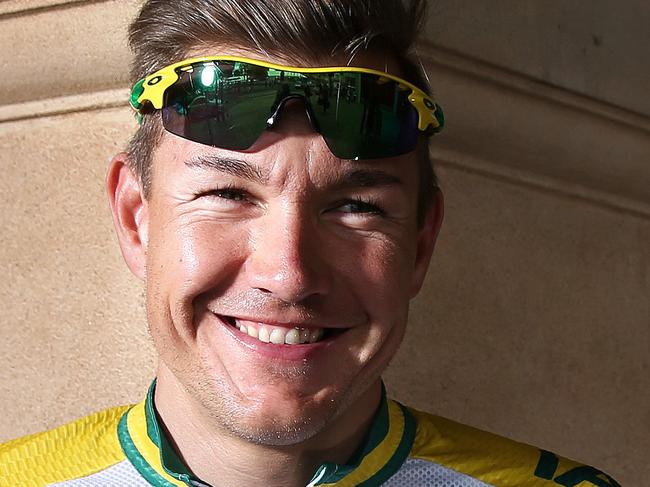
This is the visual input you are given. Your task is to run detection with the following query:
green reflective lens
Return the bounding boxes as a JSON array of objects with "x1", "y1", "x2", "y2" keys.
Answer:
[
  {"x1": 160, "y1": 61, "x2": 424, "y2": 159},
  {"x1": 130, "y1": 79, "x2": 146, "y2": 111}
]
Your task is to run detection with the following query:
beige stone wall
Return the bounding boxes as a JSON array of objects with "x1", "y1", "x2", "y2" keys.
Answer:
[{"x1": 1, "y1": 1, "x2": 648, "y2": 485}]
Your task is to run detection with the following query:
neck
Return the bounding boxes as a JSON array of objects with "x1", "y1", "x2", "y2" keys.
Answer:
[{"x1": 154, "y1": 368, "x2": 382, "y2": 487}]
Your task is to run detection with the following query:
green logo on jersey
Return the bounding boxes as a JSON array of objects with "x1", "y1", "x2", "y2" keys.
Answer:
[{"x1": 534, "y1": 450, "x2": 620, "y2": 487}]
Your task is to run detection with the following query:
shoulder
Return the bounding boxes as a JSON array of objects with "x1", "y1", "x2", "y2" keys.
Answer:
[
  {"x1": 405, "y1": 407, "x2": 621, "y2": 487},
  {"x1": 0, "y1": 405, "x2": 132, "y2": 487}
]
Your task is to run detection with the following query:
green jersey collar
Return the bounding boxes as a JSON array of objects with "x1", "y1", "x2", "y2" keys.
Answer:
[
  {"x1": 307, "y1": 385, "x2": 417, "y2": 487},
  {"x1": 117, "y1": 381, "x2": 195, "y2": 487},
  {"x1": 118, "y1": 380, "x2": 416, "y2": 487}
]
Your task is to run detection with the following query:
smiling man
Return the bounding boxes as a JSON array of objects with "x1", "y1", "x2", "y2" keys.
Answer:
[{"x1": 0, "y1": 1, "x2": 621, "y2": 487}]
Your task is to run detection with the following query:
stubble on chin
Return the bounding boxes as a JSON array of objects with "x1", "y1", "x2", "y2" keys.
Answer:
[{"x1": 178, "y1": 364, "x2": 337, "y2": 446}]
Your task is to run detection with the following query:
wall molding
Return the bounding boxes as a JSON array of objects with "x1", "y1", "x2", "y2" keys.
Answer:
[
  {"x1": 0, "y1": 0, "x2": 100, "y2": 17},
  {"x1": 0, "y1": 88, "x2": 128, "y2": 123},
  {"x1": 433, "y1": 147, "x2": 650, "y2": 220},
  {"x1": 414, "y1": 43, "x2": 650, "y2": 208},
  {"x1": 416, "y1": 43, "x2": 650, "y2": 135}
]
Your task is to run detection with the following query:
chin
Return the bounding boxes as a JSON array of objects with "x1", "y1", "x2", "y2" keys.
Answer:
[
  {"x1": 197, "y1": 379, "x2": 339, "y2": 446},
  {"x1": 226, "y1": 411, "x2": 332, "y2": 447},
  {"x1": 182, "y1": 359, "x2": 371, "y2": 447}
]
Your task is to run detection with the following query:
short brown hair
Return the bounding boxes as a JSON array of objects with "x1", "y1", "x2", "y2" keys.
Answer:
[{"x1": 127, "y1": 0, "x2": 438, "y2": 225}]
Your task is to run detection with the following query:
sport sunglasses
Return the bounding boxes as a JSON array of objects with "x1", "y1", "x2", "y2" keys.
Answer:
[{"x1": 130, "y1": 56, "x2": 444, "y2": 160}]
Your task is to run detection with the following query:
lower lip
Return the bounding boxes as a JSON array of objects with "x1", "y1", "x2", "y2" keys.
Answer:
[{"x1": 213, "y1": 314, "x2": 339, "y2": 361}]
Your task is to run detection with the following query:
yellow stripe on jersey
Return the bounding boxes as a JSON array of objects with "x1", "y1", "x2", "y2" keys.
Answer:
[
  {"x1": 0, "y1": 405, "x2": 130, "y2": 487},
  {"x1": 318, "y1": 399, "x2": 406, "y2": 487},
  {"x1": 125, "y1": 399, "x2": 187, "y2": 487},
  {"x1": 409, "y1": 408, "x2": 592, "y2": 487}
]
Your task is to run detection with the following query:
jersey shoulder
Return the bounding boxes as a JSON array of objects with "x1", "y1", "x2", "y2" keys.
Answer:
[
  {"x1": 408, "y1": 407, "x2": 621, "y2": 487},
  {"x1": 0, "y1": 405, "x2": 131, "y2": 487}
]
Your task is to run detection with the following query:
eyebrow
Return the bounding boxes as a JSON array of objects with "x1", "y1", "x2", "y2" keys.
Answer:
[
  {"x1": 185, "y1": 154, "x2": 268, "y2": 183},
  {"x1": 185, "y1": 154, "x2": 403, "y2": 188}
]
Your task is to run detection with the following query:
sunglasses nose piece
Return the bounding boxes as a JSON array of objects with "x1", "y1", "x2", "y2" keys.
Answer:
[
  {"x1": 267, "y1": 95, "x2": 320, "y2": 133},
  {"x1": 302, "y1": 100, "x2": 321, "y2": 133}
]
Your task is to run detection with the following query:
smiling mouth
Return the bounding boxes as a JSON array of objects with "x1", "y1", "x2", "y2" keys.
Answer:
[{"x1": 220, "y1": 316, "x2": 337, "y2": 345}]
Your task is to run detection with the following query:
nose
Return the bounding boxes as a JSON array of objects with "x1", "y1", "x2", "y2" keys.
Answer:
[{"x1": 245, "y1": 204, "x2": 331, "y2": 304}]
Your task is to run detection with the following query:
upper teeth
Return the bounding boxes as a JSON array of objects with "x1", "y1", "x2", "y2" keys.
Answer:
[{"x1": 235, "y1": 320, "x2": 324, "y2": 345}]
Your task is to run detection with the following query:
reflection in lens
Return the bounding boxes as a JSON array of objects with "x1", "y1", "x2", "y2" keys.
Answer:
[
  {"x1": 200, "y1": 65, "x2": 216, "y2": 86},
  {"x1": 317, "y1": 73, "x2": 419, "y2": 159},
  {"x1": 160, "y1": 62, "x2": 420, "y2": 158},
  {"x1": 162, "y1": 62, "x2": 273, "y2": 150}
]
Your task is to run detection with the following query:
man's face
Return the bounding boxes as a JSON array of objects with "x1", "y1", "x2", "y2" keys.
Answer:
[{"x1": 121, "y1": 52, "x2": 440, "y2": 445}]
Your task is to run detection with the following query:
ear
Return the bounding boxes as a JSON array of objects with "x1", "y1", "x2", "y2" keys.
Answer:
[
  {"x1": 410, "y1": 190, "x2": 444, "y2": 298},
  {"x1": 106, "y1": 152, "x2": 148, "y2": 280}
]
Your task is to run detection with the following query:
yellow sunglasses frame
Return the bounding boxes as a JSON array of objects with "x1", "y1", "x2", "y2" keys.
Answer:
[{"x1": 131, "y1": 55, "x2": 443, "y2": 132}]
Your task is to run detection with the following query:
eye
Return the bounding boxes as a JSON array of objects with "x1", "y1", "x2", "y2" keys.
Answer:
[
  {"x1": 194, "y1": 186, "x2": 258, "y2": 212},
  {"x1": 201, "y1": 187, "x2": 248, "y2": 201},
  {"x1": 213, "y1": 189, "x2": 245, "y2": 200},
  {"x1": 337, "y1": 198, "x2": 385, "y2": 216}
]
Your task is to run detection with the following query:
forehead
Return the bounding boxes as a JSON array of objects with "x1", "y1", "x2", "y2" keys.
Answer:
[{"x1": 154, "y1": 131, "x2": 419, "y2": 190}]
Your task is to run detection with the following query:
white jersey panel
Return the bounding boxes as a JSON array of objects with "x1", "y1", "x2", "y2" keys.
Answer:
[
  {"x1": 383, "y1": 458, "x2": 494, "y2": 487},
  {"x1": 49, "y1": 459, "x2": 151, "y2": 486}
]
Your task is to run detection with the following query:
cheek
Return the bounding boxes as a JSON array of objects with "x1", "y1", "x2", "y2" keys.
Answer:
[
  {"x1": 337, "y1": 238, "x2": 414, "y2": 368},
  {"x1": 339, "y1": 235, "x2": 416, "y2": 314},
  {"x1": 145, "y1": 217, "x2": 251, "y2": 357},
  {"x1": 146, "y1": 216, "x2": 249, "y2": 309}
]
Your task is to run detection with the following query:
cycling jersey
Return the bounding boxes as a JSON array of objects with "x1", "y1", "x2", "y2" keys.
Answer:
[{"x1": 0, "y1": 382, "x2": 620, "y2": 486}]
